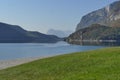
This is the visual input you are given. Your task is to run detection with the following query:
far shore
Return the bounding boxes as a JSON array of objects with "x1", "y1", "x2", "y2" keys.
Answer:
[{"x1": 67, "y1": 39, "x2": 118, "y2": 43}]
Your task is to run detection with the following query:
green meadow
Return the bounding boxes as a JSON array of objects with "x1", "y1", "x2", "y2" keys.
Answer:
[{"x1": 0, "y1": 47, "x2": 120, "y2": 80}]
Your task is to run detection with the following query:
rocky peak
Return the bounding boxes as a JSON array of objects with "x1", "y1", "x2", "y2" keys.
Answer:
[{"x1": 76, "y1": 0, "x2": 120, "y2": 31}]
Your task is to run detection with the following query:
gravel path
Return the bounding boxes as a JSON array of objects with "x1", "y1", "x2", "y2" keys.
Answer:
[{"x1": 0, "y1": 57, "x2": 47, "y2": 70}]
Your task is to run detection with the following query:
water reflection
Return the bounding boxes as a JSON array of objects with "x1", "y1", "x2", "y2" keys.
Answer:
[{"x1": 0, "y1": 42, "x2": 104, "y2": 60}]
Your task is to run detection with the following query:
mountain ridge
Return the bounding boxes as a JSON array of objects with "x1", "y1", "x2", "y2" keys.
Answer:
[
  {"x1": 76, "y1": 0, "x2": 120, "y2": 31},
  {"x1": 47, "y1": 29, "x2": 73, "y2": 38},
  {"x1": 0, "y1": 22, "x2": 61, "y2": 43}
]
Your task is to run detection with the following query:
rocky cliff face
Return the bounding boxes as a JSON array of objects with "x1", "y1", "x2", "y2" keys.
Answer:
[
  {"x1": 66, "y1": 1, "x2": 120, "y2": 45},
  {"x1": 76, "y1": 1, "x2": 120, "y2": 31}
]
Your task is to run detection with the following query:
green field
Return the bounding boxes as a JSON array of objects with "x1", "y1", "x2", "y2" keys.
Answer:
[{"x1": 0, "y1": 47, "x2": 120, "y2": 80}]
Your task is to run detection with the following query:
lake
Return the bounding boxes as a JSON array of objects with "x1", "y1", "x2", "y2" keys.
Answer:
[{"x1": 0, "y1": 42, "x2": 104, "y2": 60}]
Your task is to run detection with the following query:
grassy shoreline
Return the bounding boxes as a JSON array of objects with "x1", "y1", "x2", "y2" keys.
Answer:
[{"x1": 0, "y1": 47, "x2": 120, "y2": 80}]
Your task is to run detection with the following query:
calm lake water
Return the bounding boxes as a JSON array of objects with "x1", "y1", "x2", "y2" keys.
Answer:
[{"x1": 0, "y1": 42, "x2": 104, "y2": 60}]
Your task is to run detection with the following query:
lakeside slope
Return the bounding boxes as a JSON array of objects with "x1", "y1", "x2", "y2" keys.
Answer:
[{"x1": 0, "y1": 47, "x2": 120, "y2": 80}]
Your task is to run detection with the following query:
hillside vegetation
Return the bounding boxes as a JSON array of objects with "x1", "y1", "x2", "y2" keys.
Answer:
[
  {"x1": 0, "y1": 22, "x2": 61, "y2": 43},
  {"x1": 67, "y1": 24, "x2": 120, "y2": 44}
]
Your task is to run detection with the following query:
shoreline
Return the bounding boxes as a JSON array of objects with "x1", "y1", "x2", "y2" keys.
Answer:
[
  {"x1": 67, "y1": 39, "x2": 118, "y2": 43},
  {"x1": 0, "y1": 57, "x2": 48, "y2": 70}
]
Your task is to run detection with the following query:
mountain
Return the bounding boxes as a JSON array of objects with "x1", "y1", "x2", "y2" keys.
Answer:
[
  {"x1": 47, "y1": 29, "x2": 73, "y2": 38},
  {"x1": 66, "y1": 1, "x2": 120, "y2": 44},
  {"x1": 76, "y1": 0, "x2": 120, "y2": 31},
  {"x1": 66, "y1": 24, "x2": 120, "y2": 43},
  {"x1": 0, "y1": 22, "x2": 61, "y2": 43}
]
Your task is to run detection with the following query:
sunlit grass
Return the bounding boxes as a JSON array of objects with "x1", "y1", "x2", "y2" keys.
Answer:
[{"x1": 0, "y1": 47, "x2": 120, "y2": 80}]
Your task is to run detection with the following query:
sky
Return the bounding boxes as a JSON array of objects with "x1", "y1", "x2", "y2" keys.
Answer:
[{"x1": 0, "y1": 0, "x2": 117, "y2": 33}]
